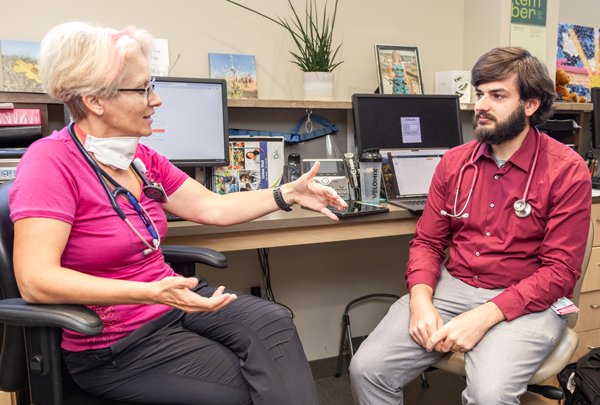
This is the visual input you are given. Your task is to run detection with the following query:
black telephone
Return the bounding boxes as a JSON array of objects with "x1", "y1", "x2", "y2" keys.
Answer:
[
  {"x1": 287, "y1": 153, "x2": 302, "y2": 183},
  {"x1": 302, "y1": 158, "x2": 351, "y2": 200}
]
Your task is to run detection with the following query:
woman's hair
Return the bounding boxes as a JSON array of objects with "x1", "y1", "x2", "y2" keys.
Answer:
[
  {"x1": 39, "y1": 22, "x2": 153, "y2": 121},
  {"x1": 246, "y1": 150, "x2": 260, "y2": 159},
  {"x1": 471, "y1": 47, "x2": 556, "y2": 127},
  {"x1": 391, "y1": 51, "x2": 400, "y2": 61}
]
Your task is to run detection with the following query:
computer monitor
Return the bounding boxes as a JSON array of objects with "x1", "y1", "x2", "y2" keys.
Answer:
[
  {"x1": 592, "y1": 88, "x2": 600, "y2": 149},
  {"x1": 139, "y1": 77, "x2": 229, "y2": 167},
  {"x1": 352, "y1": 94, "x2": 463, "y2": 153}
]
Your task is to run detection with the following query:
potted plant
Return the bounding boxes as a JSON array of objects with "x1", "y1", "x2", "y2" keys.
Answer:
[{"x1": 226, "y1": 0, "x2": 343, "y2": 100}]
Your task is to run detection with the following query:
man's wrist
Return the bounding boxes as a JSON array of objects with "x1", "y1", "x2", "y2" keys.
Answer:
[{"x1": 480, "y1": 302, "x2": 506, "y2": 327}]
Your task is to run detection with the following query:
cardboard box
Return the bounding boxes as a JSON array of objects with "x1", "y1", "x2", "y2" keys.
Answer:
[
  {"x1": 213, "y1": 137, "x2": 285, "y2": 194},
  {"x1": 435, "y1": 71, "x2": 472, "y2": 104}
]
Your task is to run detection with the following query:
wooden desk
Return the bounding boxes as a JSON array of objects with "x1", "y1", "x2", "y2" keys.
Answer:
[{"x1": 163, "y1": 203, "x2": 419, "y2": 252}]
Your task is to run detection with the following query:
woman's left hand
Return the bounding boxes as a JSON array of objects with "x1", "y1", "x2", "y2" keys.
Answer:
[{"x1": 288, "y1": 161, "x2": 348, "y2": 221}]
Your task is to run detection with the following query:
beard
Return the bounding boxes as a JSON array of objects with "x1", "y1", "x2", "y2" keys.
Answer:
[{"x1": 473, "y1": 103, "x2": 527, "y2": 145}]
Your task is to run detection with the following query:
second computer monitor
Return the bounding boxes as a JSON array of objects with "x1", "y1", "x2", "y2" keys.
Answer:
[
  {"x1": 140, "y1": 77, "x2": 229, "y2": 167},
  {"x1": 352, "y1": 94, "x2": 463, "y2": 153}
]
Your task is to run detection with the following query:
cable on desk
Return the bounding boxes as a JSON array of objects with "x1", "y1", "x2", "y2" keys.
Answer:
[{"x1": 257, "y1": 248, "x2": 295, "y2": 318}]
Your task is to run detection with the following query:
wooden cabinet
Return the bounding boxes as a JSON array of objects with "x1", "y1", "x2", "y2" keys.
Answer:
[{"x1": 571, "y1": 202, "x2": 600, "y2": 362}]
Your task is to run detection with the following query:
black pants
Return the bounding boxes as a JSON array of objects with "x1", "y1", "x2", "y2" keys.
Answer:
[{"x1": 62, "y1": 277, "x2": 319, "y2": 405}]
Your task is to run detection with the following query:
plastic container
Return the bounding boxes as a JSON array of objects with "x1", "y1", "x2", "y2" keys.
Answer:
[{"x1": 359, "y1": 148, "x2": 383, "y2": 204}]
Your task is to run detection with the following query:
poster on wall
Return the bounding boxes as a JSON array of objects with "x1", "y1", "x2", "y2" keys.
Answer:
[
  {"x1": 0, "y1": 40, "x2": 43, "y2": 92},
  {"x1": 510, "y1": 0, "x2": 547, "y2": 63},
  {"x1": 557, "y1": 23, "x2": 600, "y2": 101}
]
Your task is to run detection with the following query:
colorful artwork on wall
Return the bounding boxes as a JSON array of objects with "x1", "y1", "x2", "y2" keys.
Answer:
[
  {"x1": 0, "y1": 40, "x2": 43, "y2": 92},
  {"x1": 209, "y1": 53, "x2": 258, "y2": 99},
  {"x1": 557, "y1": 23, "x2": 600, "y2": 101}
]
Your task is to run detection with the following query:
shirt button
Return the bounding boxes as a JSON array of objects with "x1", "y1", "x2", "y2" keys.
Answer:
[
  {"x1": 490, "y1": 203, "x2": 495, "y2": 208},
  {"x1": 474, "y1": 275, "x2": 479, "y2": 280},
  {"x1": 112, "y1": 361, "x2": 117, "y2": 367},
  {"x1": 494, "y1": 175, "x2": 499, "y2": 179},
  {"x1": 475, "y1": 252, "x2": 480, "y2": 256},
  {"x1": 486, "y1": 232, "x2": 491, "y2": 236}
]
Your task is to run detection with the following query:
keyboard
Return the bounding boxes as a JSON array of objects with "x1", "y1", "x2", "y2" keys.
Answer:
[{"x1": 401, "y1": 200, "x2": 427, "y2": 206}]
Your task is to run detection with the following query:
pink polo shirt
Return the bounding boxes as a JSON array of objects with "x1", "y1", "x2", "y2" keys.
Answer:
[
  {"x1": 407, "y1": 128, "x2": 592, "y2": 321},
  {"x1": 9, "y1": 126, "x2": 189, "y2": 351}
]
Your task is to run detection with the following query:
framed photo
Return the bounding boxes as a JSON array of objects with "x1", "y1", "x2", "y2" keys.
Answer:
[{"x1": 375, "y1": 44, "x2": 424, "y2": 95}]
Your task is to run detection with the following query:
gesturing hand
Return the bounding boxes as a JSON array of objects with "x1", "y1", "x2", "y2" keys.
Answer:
[
  {"x1": 154, "y1": 277, "x2": 237, "y2": 313},
  {"x1": 292, "y1": 161, "x2": 348, "y2": 221}
]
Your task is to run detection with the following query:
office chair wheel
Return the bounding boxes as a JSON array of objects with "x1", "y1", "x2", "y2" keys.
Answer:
[{"x1": 420, "y1": 372, "x2": 429, "y2": 389}]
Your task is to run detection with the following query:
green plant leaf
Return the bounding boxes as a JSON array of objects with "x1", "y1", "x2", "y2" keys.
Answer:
[{"x1": 226, "y1": 0, "x2": 343, "y2": 72}]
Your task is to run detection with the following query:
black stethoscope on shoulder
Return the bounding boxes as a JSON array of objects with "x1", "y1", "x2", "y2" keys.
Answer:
[
  {"x1": 68, "y1": 122, "x2": 166, "y2": 255},
  {"x1": 440, "y1": 127, "x2": 541, "y2": 220}
]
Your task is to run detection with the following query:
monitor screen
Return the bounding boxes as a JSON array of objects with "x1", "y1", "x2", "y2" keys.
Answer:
[
  {"x1": 592, "y1": 88, "x2": 600, "y2": 149},
  {"x1": 352, "y1": 94, "x2": 463, "y2": 153},
  {"x1": 139, "y1": 77, "x2": 229, "y2": 167}
]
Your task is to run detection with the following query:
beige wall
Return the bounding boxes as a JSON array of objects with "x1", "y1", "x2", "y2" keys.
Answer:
[
  {"x1": 560, "y1": 0, "x2": 600, "y2": 27},
  {"x1": 0, "y1": 0, "x2": 466, "y2": 99}
]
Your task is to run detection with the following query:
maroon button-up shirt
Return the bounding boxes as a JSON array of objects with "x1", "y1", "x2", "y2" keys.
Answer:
[{"x1": 406, "y1": 128, "x2": 592, "y2": 321}]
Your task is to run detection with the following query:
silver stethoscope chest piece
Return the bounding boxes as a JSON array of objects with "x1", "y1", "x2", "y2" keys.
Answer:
[
  {"x1": 513, "y1": 199, "x2": 532, "y2": 218},
  {"x1": 441, "y1": 128, "x2": 541, "y2": 220}
]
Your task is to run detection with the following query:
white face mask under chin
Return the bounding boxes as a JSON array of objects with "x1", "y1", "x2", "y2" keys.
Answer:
[{"x1": 84, "y1": 135, "x2": 140, "y2": 170}]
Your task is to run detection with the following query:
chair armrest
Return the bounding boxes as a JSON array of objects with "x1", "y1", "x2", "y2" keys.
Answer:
[
  {"x1": 161, "y1": 245, "x2": 228, "y2": 269},
  {"x1": 0, "y1": 298, "x2": 103, "y2": 336}
]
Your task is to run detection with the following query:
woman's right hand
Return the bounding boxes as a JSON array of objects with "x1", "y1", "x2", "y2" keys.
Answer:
[{"x1": 153, "y1": 277, "x2": 237, "y2": 313}]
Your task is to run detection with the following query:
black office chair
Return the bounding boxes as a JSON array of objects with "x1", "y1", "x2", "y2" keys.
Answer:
[{"x1": 0, "y1": 180, "x2": 228, "y2": 405}]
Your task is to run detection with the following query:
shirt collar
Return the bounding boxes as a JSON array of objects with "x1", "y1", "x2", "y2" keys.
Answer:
[{"x1": 473, "y1": 127, "x2": 536, "y2": 172}]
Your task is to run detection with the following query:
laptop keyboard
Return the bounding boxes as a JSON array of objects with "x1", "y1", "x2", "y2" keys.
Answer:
[{"x1": 402, "y1": 200, "x2": 427, "y2": 206}]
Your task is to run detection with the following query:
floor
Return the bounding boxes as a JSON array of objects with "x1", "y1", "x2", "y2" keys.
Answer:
[{"x1": 312, "y1": 358, "x2": 555, "y2": 405}]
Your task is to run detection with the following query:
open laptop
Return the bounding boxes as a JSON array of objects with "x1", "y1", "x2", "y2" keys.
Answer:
[{"x1": 381, "y1": 148, "x2": 448, "y2": 212}]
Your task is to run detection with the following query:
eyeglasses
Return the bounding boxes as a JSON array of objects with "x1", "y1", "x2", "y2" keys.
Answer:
[{"x1": 117, "y1": 77, "x2": 155, "y2": 102}]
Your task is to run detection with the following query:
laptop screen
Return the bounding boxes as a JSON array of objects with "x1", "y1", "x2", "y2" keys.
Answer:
[{"x1": 382, "y1": 149, "x2": 448, "y2": 199}]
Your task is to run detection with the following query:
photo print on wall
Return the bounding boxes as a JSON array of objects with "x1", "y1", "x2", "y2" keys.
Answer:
[
  {"x1": 209, "y1": 52, "x2": 258, "y2": 99},
  {"x1": 0, "y1": 40, "x2": 43, "y2": 92}
]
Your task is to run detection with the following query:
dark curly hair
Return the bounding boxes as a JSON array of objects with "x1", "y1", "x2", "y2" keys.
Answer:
[{"x1": 471, "y1": 47, "x2": 556, "y2": 127}]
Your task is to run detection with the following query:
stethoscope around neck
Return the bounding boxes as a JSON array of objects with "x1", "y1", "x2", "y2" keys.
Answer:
[
  {"x1": 440, "y1": 127, "x2": 541, "y2": 220},
  {"x1": 68, "y1": 122, "x2": 165, "y2": 255}
]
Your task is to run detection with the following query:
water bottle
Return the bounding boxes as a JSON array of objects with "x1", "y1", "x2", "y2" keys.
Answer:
[{"x1": 359, "y1": 149, "x2": 383, "y2": 204}]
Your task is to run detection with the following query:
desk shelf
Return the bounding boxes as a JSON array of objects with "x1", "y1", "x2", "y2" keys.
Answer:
[
  {"x1": 0, "y1": 91, "x2": 68, "y2": 137},
  {"x1": 228, "y1": 99, "x2": 351, "y2": 109}
]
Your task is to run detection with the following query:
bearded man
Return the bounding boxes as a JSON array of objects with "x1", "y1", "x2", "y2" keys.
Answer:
[{"x1": 349, "y1": 47, "x2": 592, "y2": 405}]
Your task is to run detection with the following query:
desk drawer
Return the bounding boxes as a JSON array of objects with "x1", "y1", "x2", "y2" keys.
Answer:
[
  {"x1": 574, "y1": 290, "x2": 600, "y2": 332},
  {"x1": 582, "y1": 247, "x2": 600, "y2": 293},
  {"x1": 592, "y1": 204, "x2": 600, "y2": 247},
  {"x1": 571, "y1": 328, "x2": 600, "y2": 363}
]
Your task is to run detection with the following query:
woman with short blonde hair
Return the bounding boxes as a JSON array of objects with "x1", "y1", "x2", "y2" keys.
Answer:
[{"x1": 11, "y1": 21, "x2": 344, "y2": 405}]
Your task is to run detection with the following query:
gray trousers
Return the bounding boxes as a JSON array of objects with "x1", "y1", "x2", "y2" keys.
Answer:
[{"x1": 349, "y1": 268, "x2": 568, "y2": 405}]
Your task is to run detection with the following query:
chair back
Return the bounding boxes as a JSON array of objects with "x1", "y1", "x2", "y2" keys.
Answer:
[
  {"x1": 0, "y1": 180, "x2": 30, "y2": 392},
  {"x1": 567, "y1": 219, "x2": 594, "y2": 329}
]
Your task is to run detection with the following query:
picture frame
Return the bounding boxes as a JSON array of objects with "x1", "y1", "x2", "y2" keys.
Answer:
[{"x1": 375, "y1": 44, "x2": 424, "y2": 95}]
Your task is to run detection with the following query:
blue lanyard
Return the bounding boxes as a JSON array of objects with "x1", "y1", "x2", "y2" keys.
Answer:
[
  {"x1": 126, "y1": 192, "x2": 159, "y2": 240},
  {"x1": 67, "y1": 122, "x2": 160, "y2": 253}
]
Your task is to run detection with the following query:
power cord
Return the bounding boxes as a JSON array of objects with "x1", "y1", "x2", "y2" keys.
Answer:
[{"x1": 257, "y1": 248, "x2": 295, "y2": 318}]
